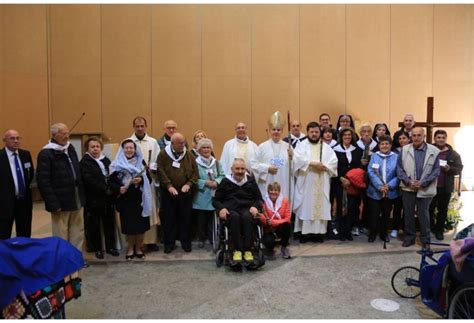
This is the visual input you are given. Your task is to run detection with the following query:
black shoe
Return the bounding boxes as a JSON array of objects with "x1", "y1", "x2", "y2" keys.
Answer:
[
  {"x1": 125, "y1": 254, "x2": 134, "y2": 261},
  {"x1": 146, "y1": 244, "x2": 160, "y2": 252},
  {"x1": 314, "y1": 234, "x2": 324, "y2": 243},
  {"x1": 299, "y1": 235, "x2": 309, "y2": 244},
  {"x1": 164, "y1": 245, "x2": 175, "y2": 254},
  {"x1": 435, "y1": 232, "x2": 444, "y2": 241},
  {"x1": 95, "y1": 251, "x2": 104, "y2": 259},
  {"x1": 346, "y1": 233, "x2": 353, "y2": 241},
  {"x1": 135, "y1": 252, "x2": 146, "y2": 259},
  {"x1": 402, "y1": 240, "x2": 415, "y2": 247},
  {"x1": 339, "y1": 235, "x2": 346, "y2": 241},
  {"x1": 368, "y1": 236, "x2": 376, "y2": 243},
  {"x1": 106, "y1": 249, "x2": 120, "y2": 257},
  {"x1": 181, "y1": 243, "x2": 192, "y2": 252},
  {"x1": 380, "y1": 236, "x2": 389, "y2": 243}
]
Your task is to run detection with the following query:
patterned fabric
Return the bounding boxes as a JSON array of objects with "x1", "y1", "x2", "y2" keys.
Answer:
[{"x1": 1, "y1": 272, "x2": 81, "y2": 319}]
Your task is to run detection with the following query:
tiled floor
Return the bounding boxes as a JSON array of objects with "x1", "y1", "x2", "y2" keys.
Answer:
[{"x1": 28, "y1": 191, "x2": 474, "y2": 263}]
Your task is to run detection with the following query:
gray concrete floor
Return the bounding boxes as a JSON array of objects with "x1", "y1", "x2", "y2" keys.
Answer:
[{"x1": 67, "y1": 251, "x2": 440, "y2": 319}]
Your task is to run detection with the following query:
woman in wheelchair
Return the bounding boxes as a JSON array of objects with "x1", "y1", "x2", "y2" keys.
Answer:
[
  {"x1": 212, "y1": 158, "x2": 263, "y2": 265},
  {"x1": 259, "y1": 182, "x2": 291, "y2": 259}
]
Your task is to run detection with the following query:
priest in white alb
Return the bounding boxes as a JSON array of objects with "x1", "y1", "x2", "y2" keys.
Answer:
[
  {"x1": 250, "y1": 111, "x2": 293, "y2": 198},
  {"x1": 220, "y1": 122, "x2": 258, "y2": 175},
  {"x1": 293, "y1": 121, "x2": 338, "y2": 243},
  {"x1": 129, "y1": 116, "x2": 160, "y2": 252}
]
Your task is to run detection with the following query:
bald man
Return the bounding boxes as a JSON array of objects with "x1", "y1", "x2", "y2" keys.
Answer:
[
  {"x1": 157, "y1": 120, "x2": 178, "y2": 150},
  {"x1": 157, "y1": 133, "x2": 198, "y2": 253},
  {"x1": 220, "y1": 122, "x2": 258, "y2": 175},
  {"x1": 283, "y1": 120, "x2": 306, "y2": 148},
  {"x1": 397, "y1": 127, "x2": 440, "y2": 249},
  {"x1": 0, "y1": 130, "x2": 34, "y2": 239},
  {"x1": 393, "y1": 114, "x2": 416, "y2": 148}
]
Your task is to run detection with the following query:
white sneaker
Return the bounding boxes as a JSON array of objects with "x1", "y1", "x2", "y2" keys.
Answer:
[
  {"x1": 351, "y1": 227, "x2": 360, "y2": 236},
  {"x1": 390, "y1": 230, "x2": 398, "y2": 238}
]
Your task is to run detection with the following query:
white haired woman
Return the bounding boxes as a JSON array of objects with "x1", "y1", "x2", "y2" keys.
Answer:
[{"x1": 192, "y1": 138, "x2": 225, "y2": 248}]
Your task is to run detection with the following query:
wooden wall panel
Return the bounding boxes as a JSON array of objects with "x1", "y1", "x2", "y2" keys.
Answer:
[
  {"x1": 1, "y1": 5, "x2": 49, "y2": 159},
  {"x1": 202, "y1": 77, "x2": 251, "y2": 158},
  {"x1": 433, "y1": 4, "x2": 472, "y2": 141},
  {"x1": 49, "y1": 5, "x2": 101, "y2": 133},
  {"x1": 252, "y1": 76, "x2": 299, "y2": 144},
  {"x1": 346, "y1": 5, "x2": 390, "y2": 128},
  {"x1": 152, "y1": 77, "x2": 201, "y2": 142},
  {"x1": 102, "y1": 77, "x2": 151, "y2": 143},
  {"x1": 300, "y1": 4, "x2": 345, "y2": 127},
  {"x1": 202, "y1": 5, "x2": 251, "y2": 157},
  {"x1": 251, "y1": 5, "x2": 299, "y2": 143},
  {"x1": 300, "y1": 78, "x2": 345, "y2": 127},
  {"x1": 202, "y1": 5, "x2": 251, "y2": 77},
  {"x1": 101, "y1": 5, "x2": 151, "y2": 143},
  {"x1": 1, "y1": 4, "x2": 474, "y2": 165},
  {"x1": 152, "y1": 5, "x2": 201, "y2": 141},
  {"x1": 152, "y1": 5, "x2": 201, "y2": 77},
  {"x1": 252, "y1": 5, "x2": 299, "y2": 77},
  {"x1": 390, "y1": 5, "x2": 433, "y2": 134}
]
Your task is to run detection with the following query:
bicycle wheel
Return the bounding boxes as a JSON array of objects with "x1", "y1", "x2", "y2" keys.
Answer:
[
  {"x1": 447, "y1": 283, "x2": 474, "y2": 319},
  {"x1": 391, "y1": 266, "x2": 421, "y2": 298}
]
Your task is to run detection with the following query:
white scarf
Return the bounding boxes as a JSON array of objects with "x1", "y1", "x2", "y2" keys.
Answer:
[
  {"x1": 324, "y1": 139, "x2": 338, "y2": 148},
  {"x1": 86, "y1": 152, "x2": 108, "y2": 176},
  {"x1": 356, "y1": 139, "x2": 377, "y2": 152},
  {"x1": 43, "y1": 140, "x2": 76, "y2": 179},
  {"x1": 225, "y1": 173, "x2": 248, "y2": 187},
  {"x1": 43, "y1": 140, "x2": 71, "y2": 152},
  {"x1": 290, "y1": 133, "x2": 306, "y2": 142},
  {"x1": 165, "y1": 144, "x2": 187, "y2": 162},
  {"x1": 375, "y1": 151, "x2": 395, "y2": 184},
  {"x1": 196, "y1": 155, "x2": 216, "y2": 169},
  {"x1": 264, "y1": 192, "x2": 283, "y2": 219},
  {"x1": 333, "y1": 144, "x2": 356, "y2": 163}
]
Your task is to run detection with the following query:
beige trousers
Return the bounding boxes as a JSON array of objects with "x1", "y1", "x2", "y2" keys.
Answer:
[{"x1": 51, "y1": 209, "x2": 84, "y2": 251}]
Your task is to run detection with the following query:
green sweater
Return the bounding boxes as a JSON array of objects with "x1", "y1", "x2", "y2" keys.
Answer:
[{"x1": 157, "y1": 149, "x2": 198, "y2": 190}]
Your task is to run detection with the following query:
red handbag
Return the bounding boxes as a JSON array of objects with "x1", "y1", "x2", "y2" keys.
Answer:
[{"x1": 345, "y1": 168, "x2": 367, "y2": 196}]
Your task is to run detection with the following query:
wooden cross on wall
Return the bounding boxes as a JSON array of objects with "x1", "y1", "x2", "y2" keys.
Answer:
[{"x1": 398, "y1": 97, "x2": 461, "y2": 144}]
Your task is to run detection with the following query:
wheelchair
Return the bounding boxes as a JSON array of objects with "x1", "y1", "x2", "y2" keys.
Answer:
[
  {"x1": 213, "y1": 212, "x2": 266, "y2": 271},
  {"x1": 391, "y1": 223, "x2": 474, "y2": 319}
]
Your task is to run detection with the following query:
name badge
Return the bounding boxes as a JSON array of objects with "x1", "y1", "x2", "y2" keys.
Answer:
[
  {"x1": 24, "y1": 162, "x2": 31, "y2": 168},
  {"x1": 270, "y1": 157, "x2": 285, "y2": 168},
  {"x1": 372, "y1": 163, "x2": 380, "y2": 169},
  {"x1": 439, "y1": 159, "x2": 447, "y2": 167},
  {"x1": 172, "y1": 161, "x2": 181, "y2": 168}
]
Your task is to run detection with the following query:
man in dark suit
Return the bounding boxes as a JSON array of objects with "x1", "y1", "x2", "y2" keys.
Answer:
[{"x1": 0, "y1": 129, "x2": 34, "y2": 239}]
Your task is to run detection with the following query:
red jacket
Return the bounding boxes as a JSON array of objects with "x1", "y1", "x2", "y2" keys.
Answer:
[{"x1": 259, "y1": 197, "x2": 291, "y2": 230}]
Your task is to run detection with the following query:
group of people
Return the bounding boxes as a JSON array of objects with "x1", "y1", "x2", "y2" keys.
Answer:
[{"x1": 0, "y1": 111, "x2": 464, "y2": 265}]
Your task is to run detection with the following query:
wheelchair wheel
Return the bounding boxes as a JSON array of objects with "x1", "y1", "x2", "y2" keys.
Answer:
[
  {"x1": 257, "y1": 249, "x2": 265, "y2": 267},
  {"x1": 447, "y1": 283, "x2": 474, "y2": 319},
  {"x1": 215, "y1": 249, "x2": 224, "y2": 267},
  {"x1": 391, "y1": 266, "x2": 420, "y2": 298},
  {"x1": 212, "y1": 215, "x2": 219, "y2": 253}
]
